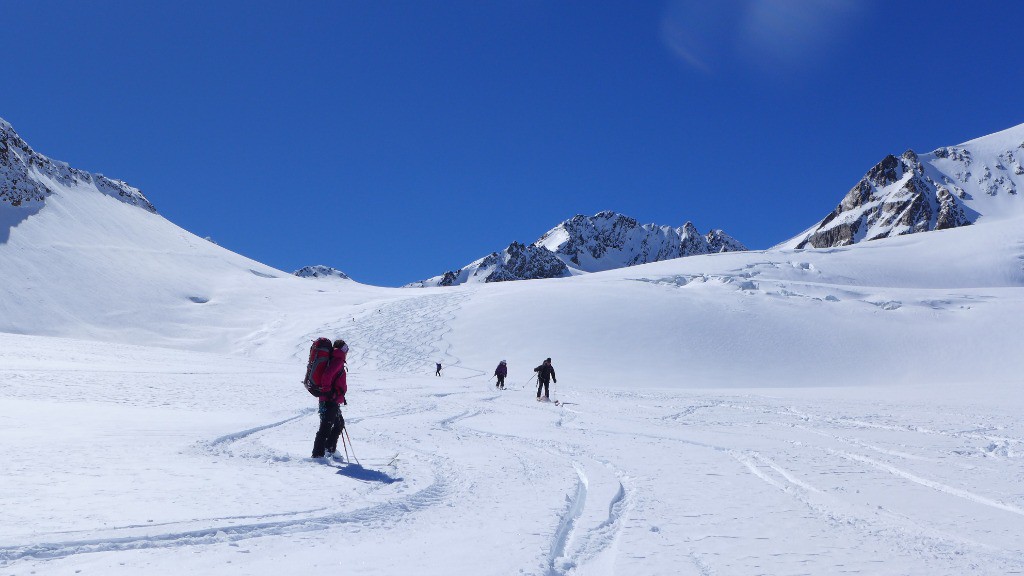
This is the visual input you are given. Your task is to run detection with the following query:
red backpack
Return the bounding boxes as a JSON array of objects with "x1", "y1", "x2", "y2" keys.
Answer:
[{"x1": 302, "y1": 337, "x2": 334, "y2": 397}]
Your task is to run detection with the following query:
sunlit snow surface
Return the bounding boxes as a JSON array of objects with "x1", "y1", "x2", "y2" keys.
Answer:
[
  {"x1": 2, "y1": 171, "x2": 1024, "y2": 573},
  {"x1": 2, "y1": 333, "x2": 1023, "y2": 575}
]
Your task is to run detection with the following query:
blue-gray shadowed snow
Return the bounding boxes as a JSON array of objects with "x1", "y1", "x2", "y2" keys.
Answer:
[
  {"x1": 334, "y1": 463, "x2": 401, "y2": 484},
  {"x1": 408, "y1": 210, "x2": 748, "y2": 287},
  {"x1": 0, "y1": 204, "x2": 42, "y2": 243}
]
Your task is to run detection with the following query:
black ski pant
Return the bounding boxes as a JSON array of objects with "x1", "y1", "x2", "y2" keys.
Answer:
[
  {"x1": 537, "y1": 379, "x2": 549, "y2": 398},
  {"x1": 496, "y1": 375, "x2": 505, "y2": 388},
  {"x1": 312, "y1": 400, "x2": 344, "y2": 457}
]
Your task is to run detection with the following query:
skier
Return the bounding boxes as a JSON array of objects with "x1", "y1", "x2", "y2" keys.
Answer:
[
  {"x1": 494, "y1": 360, "x2": 508, "y2": 389},
  {"x1": 533, "y1": 358, "x2": 556, "y2": 400},
  {"x1": 312, "y1": 339, "x2": 348, "y2": 459},
  {"x1": 435, "y1": 362, "x2": 442, "y2": 376}
]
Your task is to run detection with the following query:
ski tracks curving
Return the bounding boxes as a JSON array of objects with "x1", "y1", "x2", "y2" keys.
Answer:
[
  {"x1": 1, "y1": 396, "x2": 457, "y2": 567},
  {"x1": 548, "y1": 468, "x2": 633, "y2": 576},
  {"x1": 0, "y1": 455, "x2": 453, "y2": 565}
]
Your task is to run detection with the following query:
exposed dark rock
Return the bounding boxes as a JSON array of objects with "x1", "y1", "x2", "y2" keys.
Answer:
[{"x1": 791, "y1": 146, "x2": 985, "y2": 249}]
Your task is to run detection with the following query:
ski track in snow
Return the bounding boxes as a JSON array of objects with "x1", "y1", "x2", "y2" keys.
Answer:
[
  {"x1": 829, "y1": 449, "x2": 1024, "y2": 517},
  {"x1": 546, "y1": 464, "x2": 588, "y2": 576},
  {"x1": 411, "y1": 381, "x2": 637, "y2": 575},
  {"x1": 575, "y1": 389, "x2": 1024, "y2": 573}
]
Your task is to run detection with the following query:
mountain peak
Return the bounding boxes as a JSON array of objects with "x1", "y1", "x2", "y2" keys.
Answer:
[
  {"x1": 538, "y1": 212, "x2": 745, "y2": 272},
  {"x1": 294, "y1": 265, "x2": 350, "y2": 280},
  {"x1": 782, "y1": 121, "x2": 1024, "y2": 250},
  {"x1": 410, "y1": 211, "x2": 746, "y2": 287}
]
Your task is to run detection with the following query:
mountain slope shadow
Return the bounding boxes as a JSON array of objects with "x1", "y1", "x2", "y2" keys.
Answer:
[{"x1": 0, "y1": 204, "x2": 43, "y2": 244}]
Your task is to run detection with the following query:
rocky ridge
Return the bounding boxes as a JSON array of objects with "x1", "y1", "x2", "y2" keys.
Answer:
[
  {"x1": 783, "y1": 122, "x2": 1024, "y2": 249},
  {"x1": 408, "y1": 211, "x2": 746, "y2": 287},
  {"x1": 0, "y1": 118, "x2": 155, "y2": 213},
  {"x1": 538, "y1": 211, "x2": 746, "y2": 272}
]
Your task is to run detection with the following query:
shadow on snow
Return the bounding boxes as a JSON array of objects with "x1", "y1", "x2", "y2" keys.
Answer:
[{"x1": 335, "y1": 463, "x2": 402, "y2": 484}]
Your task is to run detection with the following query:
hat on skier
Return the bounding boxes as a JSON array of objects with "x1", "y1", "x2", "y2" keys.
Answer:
[{"x1": 545, "y1": 358, "x2": 551, "y2": 363}]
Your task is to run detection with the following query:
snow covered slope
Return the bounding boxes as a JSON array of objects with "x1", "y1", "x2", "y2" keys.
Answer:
[
  {"x1": 0, "y1": 118, "x2": 388, "y2": 353},
  {"x1": 781, "y1": 122, "x2": 1024, "y2": 249},
  {"x1": 1, "y1": 115, "x2": 1022, "y2": 385},
  {"x1": 410, "y1": 210, "x2": 746, "y2": 286}
]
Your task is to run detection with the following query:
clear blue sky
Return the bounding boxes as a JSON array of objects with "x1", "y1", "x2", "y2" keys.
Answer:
[{"x1": 4, "y1": 1, "x2": 1022, "y2": 286}]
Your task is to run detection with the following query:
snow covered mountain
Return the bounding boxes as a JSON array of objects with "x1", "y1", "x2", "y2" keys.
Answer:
[
  {"x1": 409, "y1": 211, "x2": 746, "y2": 287},
  {"x1": 405, "y1": 241, "x2": 571, "y2": 287},
  {"x1": 0, "y1": 117, "x2": 385, "y2": 351},
  {"x1": 294, "y1": 265, "x2": 351, "y2": 280},
  {"x1": 781, "y1": 122, "x2": 1024, "y2": 249},
  {"x1": 1, "y1": 118, "x2": 155, "y2": 240},
  {"x1": 4, "y1": 116, "x2": 1024, "y2": 575},
  {"x1": 538, "y1": 211, "x2": 746, "y2": 271}
]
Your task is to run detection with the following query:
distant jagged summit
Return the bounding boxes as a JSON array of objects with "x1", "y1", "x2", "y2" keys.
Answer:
[
  {"x1": 407, "y1": 211, "x2": 746, "y2": 287},
  {"x1": 294, "y1": 265, "x2": 350, "y2": 280},
  {"x1": 781, "y1": 122, "x2": 1024, "y2": 249},
  {"x1": 406, "y1": 242, "x2": 569, "y2": 287},
  {"x1": 0, "y1": 118, "x2": 155, "y2": 213},
  {"x1": 537, "y1": 210, "x2": 746, "y2": 272}
]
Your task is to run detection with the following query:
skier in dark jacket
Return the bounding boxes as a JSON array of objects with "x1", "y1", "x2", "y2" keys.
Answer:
[
  {"x1": 312, "y1": 340, "x2": 348, "y2": 459},
  {"x1": 435, "y1": 362, "x2": 442, "y2": 376},
  {"x1": 534, "y1": 358, "x2": 556, "y2": 400},
  {"x1": 494, "y1": 360, "x2": 508, "y2": 389}
]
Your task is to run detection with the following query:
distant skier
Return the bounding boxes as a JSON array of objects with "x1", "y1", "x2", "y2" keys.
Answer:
[
  {"x1": 435, "y1": 362, "x2": 442, "y2": 376},
  {"x1": 494, "y1": 360, "x2": 508, "y2": 389},
  {"x1": 534, "y1": 358, "x2": 556, "y2": 400},
  {"x1": 312, "y1": 339, "x2": 348, "y2": 459}
]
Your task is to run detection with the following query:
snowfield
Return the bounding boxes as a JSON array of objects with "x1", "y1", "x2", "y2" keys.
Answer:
[
  {"x1": 3, "y1": 121, "x2": 1024, "y2": 574},
  {"x1": 2, "y1": 332, "x2": 1023, "y2": 575}
]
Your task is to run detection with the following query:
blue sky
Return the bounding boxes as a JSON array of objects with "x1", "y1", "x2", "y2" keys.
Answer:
[{"x1": 4, "y1": 1, "x2": 1023, "y2": 286}]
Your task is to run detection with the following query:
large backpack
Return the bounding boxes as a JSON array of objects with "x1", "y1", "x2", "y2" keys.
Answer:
[{"x1": 302, "y1": 337, "x2": 334, "y2": 397}]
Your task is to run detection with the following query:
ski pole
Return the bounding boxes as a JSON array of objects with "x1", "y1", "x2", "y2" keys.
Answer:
[
  {"x1": 343, "y1": 427, "x2": 360, "y2": 465},
  {"x1": 340, "y1": 426, "x2": 350, "y2": 462}
]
